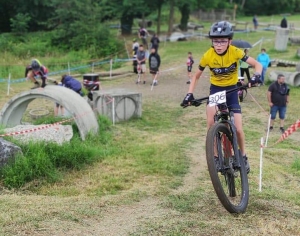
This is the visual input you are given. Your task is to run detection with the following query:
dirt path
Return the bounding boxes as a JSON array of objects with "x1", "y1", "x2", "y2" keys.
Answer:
[{"x1": 62, "y1": 64, "x2": 212, "y2": 235}]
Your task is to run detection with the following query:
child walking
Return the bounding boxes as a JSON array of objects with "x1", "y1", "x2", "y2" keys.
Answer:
[{"x1": 186, "y1": 52, "x2": 194, "y2": 84}]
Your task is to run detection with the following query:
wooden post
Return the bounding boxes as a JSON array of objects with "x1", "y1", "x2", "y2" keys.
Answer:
[{"x1": 233, "y1": 4, "x2": 237, "y2": 22}]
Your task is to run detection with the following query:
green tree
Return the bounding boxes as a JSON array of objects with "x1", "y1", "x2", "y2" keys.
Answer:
[
  {"x1": 167, "y1": 0, "x2": 175, "y2": 36},
  {"x1": 49, "y1": 0, "x2": 122, "y2": 57},
  {"x1": 10, "y1": 13, "x2": 31, "y2": 34},
  {"x1": 99, "y1": 0, "x2": 154, "y2": 35},
  {"x1": 0, "y1": 1, "x2": 15, "y2": 32},
  {"x1": 178, "y1": 3, "x2": 190, "y2": 31},
  {"x1": 243, "y1": 0, "x2": 298, "y2": 15}
]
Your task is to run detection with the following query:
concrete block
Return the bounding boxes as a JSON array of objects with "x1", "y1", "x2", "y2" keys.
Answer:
[
  {"x1": 275, "y1": 28, "x2": 289, "y2": 51},
  {"x1": 93, "y1": 89, "x2": 142, "y2": 122}
]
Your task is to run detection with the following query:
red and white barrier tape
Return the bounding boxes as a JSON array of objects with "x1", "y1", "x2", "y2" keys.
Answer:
[
  {"x1": 275, "y1": 119, "x2": 300, "y2": 145},
  {"x1": 0, "y1": 118, "x2": 73, "y2": 137}
]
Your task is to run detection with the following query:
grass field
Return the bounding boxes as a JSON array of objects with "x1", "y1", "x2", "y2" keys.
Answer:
[{"x1": 0, "y1": 14, "x2": 300, "y2": 235}]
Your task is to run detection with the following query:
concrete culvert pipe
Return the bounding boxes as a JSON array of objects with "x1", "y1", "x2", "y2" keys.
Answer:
[
  {"x1": 0, "y1": 85, "x2": 99, "y2": 140},
  {"x1": 288, "y1": 72, "x2": 300, "y2": 86},
  {"x1": 269, "y1": 71, "x2": 300, "y2": 86}
]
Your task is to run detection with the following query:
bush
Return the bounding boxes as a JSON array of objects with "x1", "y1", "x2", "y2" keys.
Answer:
[{"x1": 0, "y1": 115, "x2": 113, "y2": 189}]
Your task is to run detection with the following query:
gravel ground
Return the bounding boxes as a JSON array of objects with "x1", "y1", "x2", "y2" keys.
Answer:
[{"x1": 4, "y1": 124, "x2": 73, "y2": 145}]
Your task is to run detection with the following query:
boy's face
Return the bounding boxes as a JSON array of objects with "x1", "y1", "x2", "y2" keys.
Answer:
[{"x1": 211, "y1": 38, "x2": 231, "y2": 54}]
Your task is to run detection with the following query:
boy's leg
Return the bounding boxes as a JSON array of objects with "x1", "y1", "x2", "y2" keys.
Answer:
[{"x1": 142, "y1": 64, "x2": 146, "y2": 83}]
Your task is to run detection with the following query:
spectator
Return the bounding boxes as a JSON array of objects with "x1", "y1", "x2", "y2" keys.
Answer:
[
  {"x1": 25, "y1": 59, "x2": 48, "y2": 89},
  {"x1": 240, "y1": 49, "x2": 251, "y2": 83},
  {"x1": 136, "y1": 44, "x2": 147, "y2": 84},
  {"x1": 132, "y1": 38, "x2": 139, "y2": 74},
  {"x1": 253, "y1": 15, "x2": 258, "y2": 30},
  {"x1": 60, "y1": 74, "x2": 83, "y2": 96},
  {"x1": 186, "y1": 52, "x2": 194, "y2": 84},
  {"x1": 280, "y1": 17, "x2": 288, "y2": 28},
  {"x1": 138, "y1": 26, "x2": 149, "y2": 49},
  {"x1": 150, "y1": 33, "x2": 160, "y2": 52},
  {"x1": 132, "y1": 38, "x2": 139, "y2": 56},
  {"x1": 149, "y1": 47, "x2": 161, "y2": 86},
  {"x1": 54, "y1": 82, "x2": 65, "y2": 117},
  {"x1": 267, "y1": 74, "x2": 290, "y2": 134},
  {"x1": 257, "y1": 48, "x2": 270, "y2": 85}
]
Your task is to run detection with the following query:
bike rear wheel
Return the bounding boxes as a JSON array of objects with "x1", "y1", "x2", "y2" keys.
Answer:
[{"x1": 206, "y1": 123, "x2": 249, "y2": 213}]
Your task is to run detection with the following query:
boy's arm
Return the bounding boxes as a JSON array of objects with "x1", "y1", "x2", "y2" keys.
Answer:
[{"x1": 25, "y1": 66, "x2": 31, "y2": 77}]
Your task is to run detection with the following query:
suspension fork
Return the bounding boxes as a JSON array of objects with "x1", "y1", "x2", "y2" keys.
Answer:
[{"x1": 227, "y1": 116, "x2": 241, "y2": 167}]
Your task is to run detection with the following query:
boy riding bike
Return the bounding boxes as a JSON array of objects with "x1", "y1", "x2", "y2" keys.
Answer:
[{"x1": 181, "y1": 21, "x2": 262, "y2": 173}]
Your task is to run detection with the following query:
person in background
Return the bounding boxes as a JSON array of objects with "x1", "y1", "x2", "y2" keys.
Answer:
[
  {"x1": 60, "y1": 74, "x2": 83, "y2": 96},
  {"x1": 186, "y1": 52, "x2": 194, "y2": 84},
  {"x1": 138, "y1": 26, "x2": 149, "y2": 49},
  {"x1": 132, "y1": 38, "x2": 139, "y2": 74},
  {"x1": 150, "y1": 33, "x2": 160, "y2": 52},
  {"x1": 25, "y1": 59, "x2": 48, "y2": 89},
  {"x1": 136, "y1": 44, "x2": 147, "y2": 84},
  {"x1": 240, "y1": 49, "x2": 251, "y2": 83},
  {"x1": 54, "y1": 82, "x2": 65, "y2": 117},
  {"x1": 256, "y1": 48, "x2": 270, "y2": 85},
  {"x1": 252, "y1": 15, "x2": 258, "y2": 30},
  {"x1": 280, "y1": 16, "x2": 288, "y2": 28},
  {"x1": 132, "y1": 38, "x2": 139, "y2": 56},
  {"x1": 149, "y1": 47, "x2": 161, "y2": 86},
  {"x1": 267, "y1": 74, "x2": 290, "y2": 134}
]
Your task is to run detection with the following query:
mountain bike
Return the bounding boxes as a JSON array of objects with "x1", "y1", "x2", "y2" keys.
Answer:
[
  {"x1": 190, "y1": 85, "x2": 249, "y2": 213},
  {"x1": 237, "y1": 77, "x2": 247, "y2": 102}
]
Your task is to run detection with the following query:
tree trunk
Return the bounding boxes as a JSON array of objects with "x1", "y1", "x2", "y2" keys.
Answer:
[
  {"x1": 241, "y1": 0, "x2": 246, "y2": 9},
  {"x1": 168, "y1": 0, "x2": 175, "y2": 36},
  {"x1": 142, "y1": 13, "x2": 146, "y2": 28},
  {"x1": 120, "y1": 13, "x2": 133, "y2": 35},
  {"x1": 179, "y1": 3, "x2": 190, "y2": 31},
  {"x1": 157, "y1": 3, "x2": 162, "y2": 35}
]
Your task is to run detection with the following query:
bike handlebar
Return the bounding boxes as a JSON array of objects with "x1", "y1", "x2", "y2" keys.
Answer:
[{"x1": 190, "y1": 84, "x2": 249, "y2": 107}]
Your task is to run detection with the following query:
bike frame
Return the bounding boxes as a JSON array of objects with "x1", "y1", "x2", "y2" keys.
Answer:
[
  {"x1": 189, "y1": 84, "x2": 250, "y2": 213},
  {"x1": 214, "y1": 106, "x2": 242, "y2": 170}
]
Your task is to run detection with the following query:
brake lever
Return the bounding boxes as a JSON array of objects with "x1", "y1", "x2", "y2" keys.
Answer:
[{"x1": 191, "y1": 100, "x2": 202, "y2": 107}]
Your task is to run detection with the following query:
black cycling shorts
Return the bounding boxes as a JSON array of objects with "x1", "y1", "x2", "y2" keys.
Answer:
[{"x1": 209, "y1": 84, "x2": 241, "y2": 114}]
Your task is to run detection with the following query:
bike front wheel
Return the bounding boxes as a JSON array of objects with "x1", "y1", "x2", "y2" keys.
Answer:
[{"x1": 206, "y1": 123, "x2": 249, "y2": 213}]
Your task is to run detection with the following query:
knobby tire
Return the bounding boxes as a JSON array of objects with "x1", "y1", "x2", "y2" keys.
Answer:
[{"x1": 206, "y1": 123, "x2": 249, "y2": 213}]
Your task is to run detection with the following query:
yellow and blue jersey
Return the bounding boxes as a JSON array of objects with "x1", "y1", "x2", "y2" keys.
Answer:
[{"x1": 199, "y1": 45, "x2": 248, "y2": 86}]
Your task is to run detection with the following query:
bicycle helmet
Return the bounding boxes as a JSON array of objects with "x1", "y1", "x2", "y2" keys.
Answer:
[
  {"x1": 31, "y1": 59, "x2": 41, "y2": 71},
  {"x1": 209, "y1": 21, "x2": 234, "y2": 39}
]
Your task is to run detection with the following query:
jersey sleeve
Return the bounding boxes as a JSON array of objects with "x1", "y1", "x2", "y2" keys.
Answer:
[
  {"x1": 234, "y1": 47, "x2": 248, "y2": 62},
  {"x1": 199, "y1": 52, "x2": 209, "y2": 71}
]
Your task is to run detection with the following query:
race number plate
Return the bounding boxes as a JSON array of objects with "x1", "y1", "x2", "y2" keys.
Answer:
[{"x1": 208, "y1": 90, "x2": 226, "y2": 107}]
